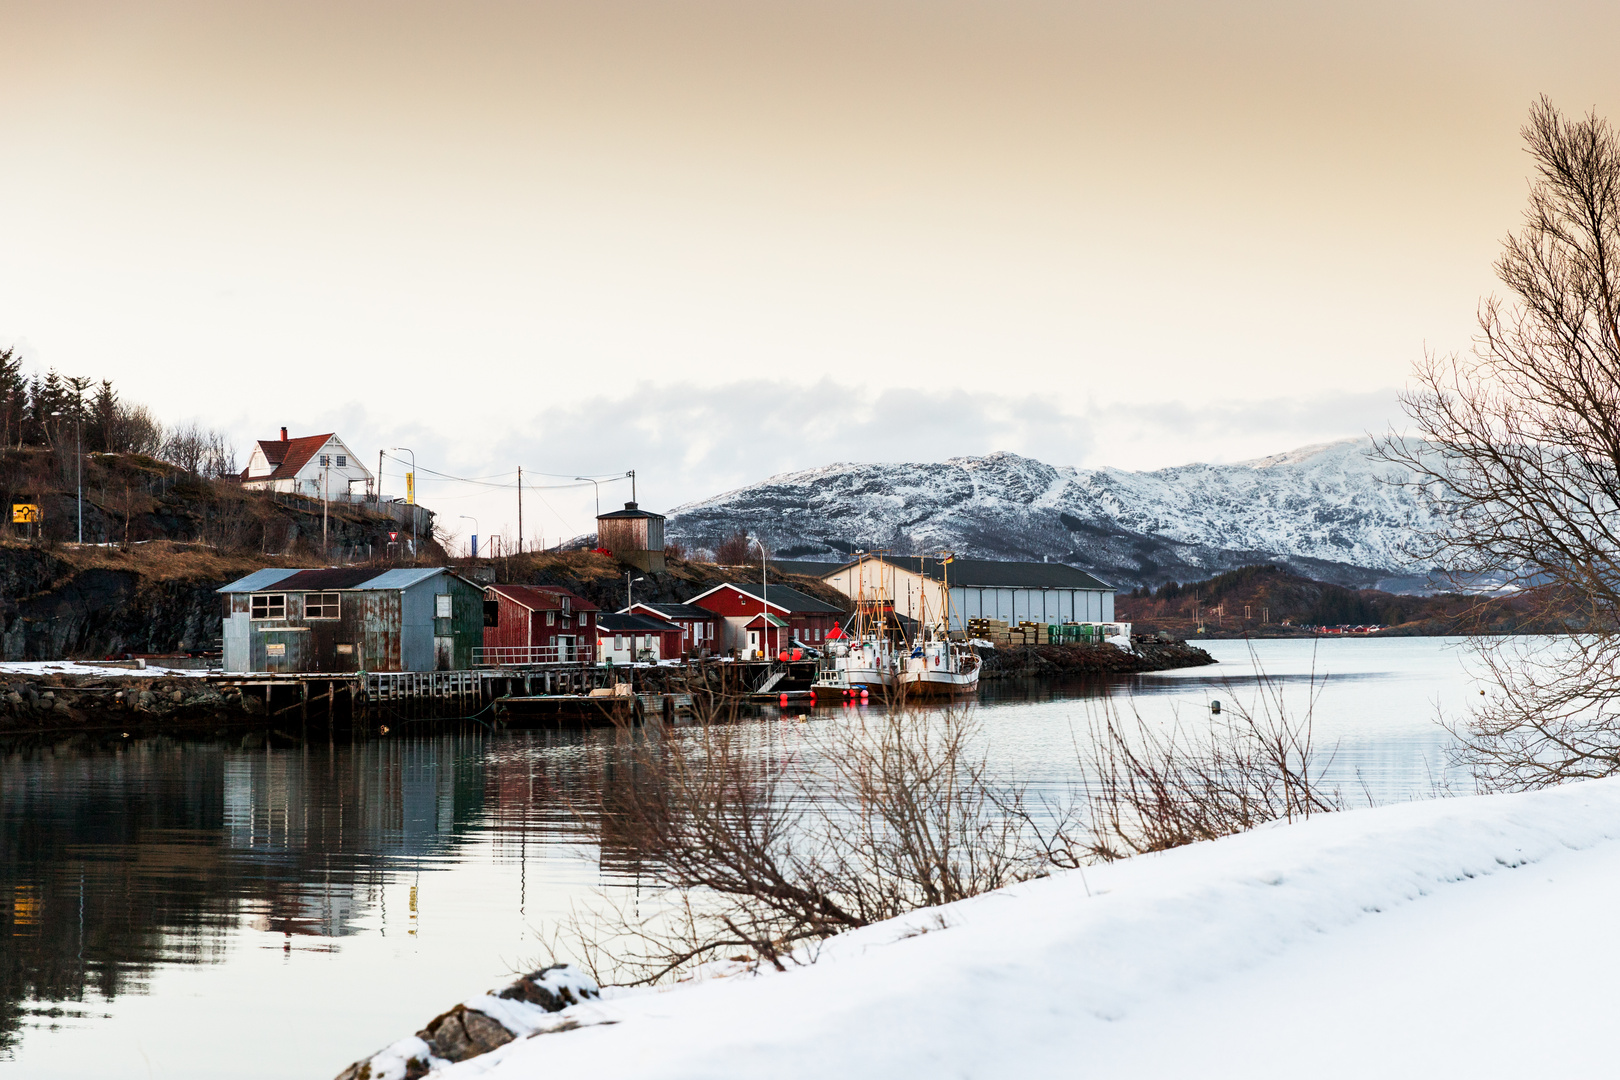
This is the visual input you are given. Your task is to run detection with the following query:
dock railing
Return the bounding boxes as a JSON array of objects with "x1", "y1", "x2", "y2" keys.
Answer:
[{"x1": 472, "y1": 645, "x2": 597, "y2": 667}]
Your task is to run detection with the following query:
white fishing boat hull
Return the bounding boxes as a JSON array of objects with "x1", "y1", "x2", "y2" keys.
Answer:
[
  {"x1": 897, "y1": 642, "x2": 981, "y2": 699},
  {"x1": 897, "y1": 666, "x2": 981, "y2": 698}
]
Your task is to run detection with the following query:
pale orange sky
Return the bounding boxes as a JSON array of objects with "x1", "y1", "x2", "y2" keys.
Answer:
[{"x1": 1, "y1": 1, "x2": 1616, "y2": 545}]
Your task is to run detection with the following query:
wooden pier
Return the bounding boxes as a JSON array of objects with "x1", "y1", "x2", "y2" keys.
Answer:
[{"x1": 209, "y1": 658, "x2": 822, "y2": 730}]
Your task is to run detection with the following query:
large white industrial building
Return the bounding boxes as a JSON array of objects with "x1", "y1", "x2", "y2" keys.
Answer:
[{"x1": 820, "y1": 556, "x2": 1114, "y2": 632}]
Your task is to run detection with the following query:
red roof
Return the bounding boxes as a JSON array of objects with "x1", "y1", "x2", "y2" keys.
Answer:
[
  {"x1": 488, "y1": 583, "x2": 600, "y2": 613},
  {"x1": 532, "y1": 585, "x2": 600, "y2": 612},
  {"x1": 243, "y1": 433, "x2": 335, "y2": 482}
]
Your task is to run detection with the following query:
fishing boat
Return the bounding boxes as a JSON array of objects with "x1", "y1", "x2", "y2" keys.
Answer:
[
  {"x1": 812, "y1": 554, "x2": 904, "y2": 694},
  {"x1": 895, "y1": 552, "x2": 981, "y2": 699}
]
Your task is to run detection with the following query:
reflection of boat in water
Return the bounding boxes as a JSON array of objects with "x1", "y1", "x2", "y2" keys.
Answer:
[
  {"x1": 813, "y1": 554, "x2": 905, "y2": 694},
  {"x1": 896, "y1": 552, "x2": 980, "y2": 699}
]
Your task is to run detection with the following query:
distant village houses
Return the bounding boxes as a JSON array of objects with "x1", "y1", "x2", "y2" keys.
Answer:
[{"x1": 241, "y1": 427, "x2": 374, "y2": 501}]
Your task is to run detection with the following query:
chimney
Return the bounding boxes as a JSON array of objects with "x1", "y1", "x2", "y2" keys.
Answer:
[{"x1": 280, "y1": 426, "x2": 288, "y2": 442}]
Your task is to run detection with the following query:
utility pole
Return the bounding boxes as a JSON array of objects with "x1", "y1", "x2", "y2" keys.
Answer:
[
  {"x1": 322, "y1": 461, "x2": 329, "y2": 560},
  {"x1": 73, "y1": 387, "x2": 83, "y2": 543},
  {"x1": 392, "y1": 447, "x2": 417, "y2": 563},
  {"x1": 517, "y1": 466, "x2": 523, "y2": 556},
  {"x1": 629, "y1": 469, "x2": 636, "y2": 503}
]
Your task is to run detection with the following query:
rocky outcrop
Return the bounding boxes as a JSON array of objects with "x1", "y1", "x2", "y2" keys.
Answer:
[
  {"x1": 977, "y1": 640, "x2": 1215, "y2": 680},
  {"x1": 333, "y1": 965, "x2": 602, "y2": 1080},
  {"x1": 0, "y1": 672, "x2": 249, "y2": 733}
]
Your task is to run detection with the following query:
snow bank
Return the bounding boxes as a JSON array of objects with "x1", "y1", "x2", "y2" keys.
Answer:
[
  {"x1": 0, "y1": 660, "x2": 215, "y2": 678},
  {"x1": 388, "y1": 780, "x2": 1620, "y2": 1078}
]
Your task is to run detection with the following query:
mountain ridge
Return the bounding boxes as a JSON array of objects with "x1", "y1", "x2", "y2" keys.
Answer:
[{"x1": 665, "y1": 437, "x2": 1443, "y2": 592}]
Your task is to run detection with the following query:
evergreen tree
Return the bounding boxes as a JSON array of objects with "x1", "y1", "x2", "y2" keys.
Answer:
[
  {"x1": 0, "y1": 347, "x2": 24, "y2": 450},
  {"x1": 90, "y1": 380, "x2": 117, "y2": 453}
]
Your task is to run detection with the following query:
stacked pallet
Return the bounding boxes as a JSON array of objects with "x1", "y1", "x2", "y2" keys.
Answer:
[
  {"x1": 1018, "y1": 621, "x2": 1050, "y2": 645},
  {"x1": 967, "y1": 618, "x2": 1011, "y2": 646}
]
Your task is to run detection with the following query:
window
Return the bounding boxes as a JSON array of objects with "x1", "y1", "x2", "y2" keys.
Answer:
[
  {"x1": 546, "y1": 611, "x2": 556, "y2": 626},
  {"x1": 435, "y1": 594, "x2": 452, "y2": 618},
  {"x1": 335, "y1": 455, "x2": 347, "y2": 467},
  {"x1": 615, "y1": 635, "x2": 625, "y2": 650},
  {"x1": 319, "y1": 454, "x2": 331, "y2": 467},
  {"x1": 250, "y1": 594, "x2": 286, "y2": 620},
  {"x1": 583, "y1": 613, "x2": 591, "y2": 625},
  {"x1": 305, "y1": 592, "x2": 341, "y2": 619}
]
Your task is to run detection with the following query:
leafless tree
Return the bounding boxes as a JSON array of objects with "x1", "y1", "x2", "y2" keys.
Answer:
[
  {"x1": 715, "y1": 530, "x2": 751, "y2": 565},
  {"x1": 1376, "y1": 97, "x2": 1620, "y2": 789},
  {"x1": 112, "y1": 403, "x2": 164, "y2": 456}
]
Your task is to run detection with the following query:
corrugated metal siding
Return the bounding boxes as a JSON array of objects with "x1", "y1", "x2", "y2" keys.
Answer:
[{"x1": 360, "y1": 590, "x2": 402, "y2": 671}]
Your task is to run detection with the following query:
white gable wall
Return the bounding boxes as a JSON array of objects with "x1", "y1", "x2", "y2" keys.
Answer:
[{"x1": 243, "y1": 435, "x2": 374, "y2": 498}]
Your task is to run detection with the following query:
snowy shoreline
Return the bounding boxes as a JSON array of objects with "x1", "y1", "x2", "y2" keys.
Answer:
[{"x1": 337, "y1": 778, "x2": 1620, "y2": 1079}]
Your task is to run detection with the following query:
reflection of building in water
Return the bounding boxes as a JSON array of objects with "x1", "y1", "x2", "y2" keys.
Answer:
[
  {"x1": 0, "y1": 733, "x2": 491, "y2": 1051},
  {"x1": 222, "y1": 737, "x2": 482, "y2": 936},
  {"x1": 224, "y1": 739, "x2": 470, "y2": 859}
]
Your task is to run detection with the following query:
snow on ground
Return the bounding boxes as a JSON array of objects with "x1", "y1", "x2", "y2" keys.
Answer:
[
  {"x1": 0, "y1": 660, "x2": 216, "y2": 678},
  {"x1": 420, "y1": 779, "x2": 1620, "y2": 1079}
]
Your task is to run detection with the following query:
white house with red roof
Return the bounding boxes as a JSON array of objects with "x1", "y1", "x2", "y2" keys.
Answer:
[{"x1": 241, "y1": 427, "x2": 374, "y2": 500}]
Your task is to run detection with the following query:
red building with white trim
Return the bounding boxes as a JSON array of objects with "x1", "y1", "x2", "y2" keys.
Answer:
[
  {"x1": 624, "y1": 601, "x2": 720, "y2": 659},
  {"x1": 480, "y1": 584, "x2": 600, "y2": 664},
  {"x1": 687, "y1": 581, "x2": 845, "y2": 659}
]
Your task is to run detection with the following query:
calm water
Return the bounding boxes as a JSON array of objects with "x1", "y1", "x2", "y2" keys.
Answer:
[{"x1": 2, "y1": 637, "x2": 1486, "y2": 1078}]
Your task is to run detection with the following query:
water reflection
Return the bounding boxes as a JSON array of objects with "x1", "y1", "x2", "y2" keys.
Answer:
[
  {"x1": 0, "y1": 734, "x2": 493, "y2": 1051},
  {"x1": 0, "y1": 638, "x2": 1479, "y2": 1076}
]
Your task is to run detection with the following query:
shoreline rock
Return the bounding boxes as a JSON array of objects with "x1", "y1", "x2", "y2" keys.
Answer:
[{"x1": 334, "y1": 965, "x2": 602, "y2": 1080}]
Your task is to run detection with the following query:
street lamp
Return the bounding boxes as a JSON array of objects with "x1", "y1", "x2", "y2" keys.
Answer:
[
  {"x1": 459, "y1": 515, "x2": 480, "y2": 559},
  {"x1": 626, "y1": 572, "x2": 644, "y2": 611},
  {"x1": 391, "y1": 447, "x2": 417, "y2": 563},
  {"x1": 575, "y1": 476, "x2": 601, "y2": 520}
]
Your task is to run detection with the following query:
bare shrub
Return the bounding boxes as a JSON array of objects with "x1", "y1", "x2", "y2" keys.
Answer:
[
  {"x1": 1077, "y1": 682, "x2": 1340, "y2": 861},
  {"x1": 557, "y1": 674, "x2": 1337, "y2": 986},
  {"x1": 566, "y1": 702, "x2": 1046, "y2": 983}
]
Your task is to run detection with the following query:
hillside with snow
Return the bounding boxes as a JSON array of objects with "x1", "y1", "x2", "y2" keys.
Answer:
[{"x1": 666, "y1": 438, "x2": 1443, "y2": 591}]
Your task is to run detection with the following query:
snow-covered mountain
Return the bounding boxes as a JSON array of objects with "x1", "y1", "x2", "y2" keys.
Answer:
[{"x1": 665, "y1": 438, "x2": 1442, "y2": 591}]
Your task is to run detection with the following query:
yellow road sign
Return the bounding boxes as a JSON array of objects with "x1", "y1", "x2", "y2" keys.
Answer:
[{"x1": 11, "y1": 504, "x2": 40, "y2": 524}]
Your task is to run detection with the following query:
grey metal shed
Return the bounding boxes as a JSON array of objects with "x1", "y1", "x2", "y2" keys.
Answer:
[{"x1": 218, "y1": 567, "x2": 485, "y2": 674}]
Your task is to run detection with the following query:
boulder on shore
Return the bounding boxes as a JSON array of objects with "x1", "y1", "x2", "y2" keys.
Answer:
[{"x1": 332, "y1": 964, "x2": 602, "y2": 1080}]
